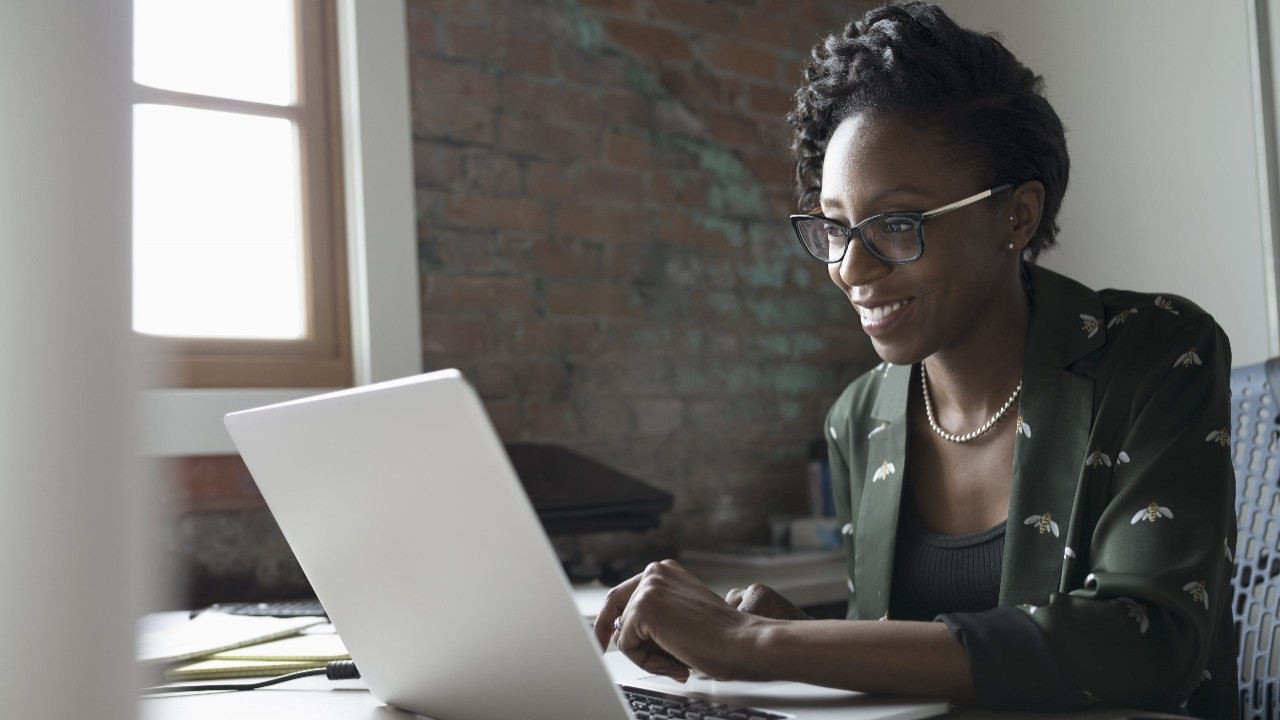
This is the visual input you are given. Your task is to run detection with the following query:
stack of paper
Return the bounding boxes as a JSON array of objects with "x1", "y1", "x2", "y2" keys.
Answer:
[{"x1": 137, "y1": 611, "x2": 347, "y2": 682}]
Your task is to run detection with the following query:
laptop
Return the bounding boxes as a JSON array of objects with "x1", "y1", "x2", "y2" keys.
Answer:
[{"x1": 224, "y1": 369, "x2": 948, "y2": 720}]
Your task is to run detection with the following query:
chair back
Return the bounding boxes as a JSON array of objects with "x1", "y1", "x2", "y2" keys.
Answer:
[{"x1": 1229, "y1": 359, "x2": 1280, "y2": 719}]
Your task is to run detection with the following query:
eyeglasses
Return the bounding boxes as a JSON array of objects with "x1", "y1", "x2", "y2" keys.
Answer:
[{"x1": 790, "y1": 183, "x2": 1014, "y2": 265}]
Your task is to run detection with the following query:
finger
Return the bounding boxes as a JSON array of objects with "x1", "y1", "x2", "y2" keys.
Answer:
[
  {"x1": 618, "y1": 638, "x2": 691, "y2": 682},
  {"x1": 592, "y1": 573, "x2": 644, "y2": 649},
  {"x1": 724, "y1": 587, "x2": 743, "y2": 608}
]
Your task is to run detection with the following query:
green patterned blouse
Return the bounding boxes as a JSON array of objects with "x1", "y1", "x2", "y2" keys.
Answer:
[{"x1": 824, "y1": 264, "x2": 1237, "y2": 717}]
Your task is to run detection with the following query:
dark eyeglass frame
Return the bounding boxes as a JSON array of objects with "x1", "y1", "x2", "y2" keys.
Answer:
[{"x1": 789, "y1": 183, "x2": 1015, "y2": 265}]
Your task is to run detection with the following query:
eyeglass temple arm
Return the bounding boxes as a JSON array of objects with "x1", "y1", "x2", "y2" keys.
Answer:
[{"x1": 921, "y1": 183, "x2": 1015, "y2": 220}]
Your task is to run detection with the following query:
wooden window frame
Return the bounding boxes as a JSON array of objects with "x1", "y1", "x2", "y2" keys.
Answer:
[{"x1": 133, "y1": 0, "x2": 352, "y2": 388}]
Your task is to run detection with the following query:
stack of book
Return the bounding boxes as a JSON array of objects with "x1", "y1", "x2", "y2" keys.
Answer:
[{"x1": 137, "y1": 611, "x2": 349, "y2": 682}]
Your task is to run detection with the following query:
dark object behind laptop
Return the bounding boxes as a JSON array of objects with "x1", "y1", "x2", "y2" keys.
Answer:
[{"x1": 505, "y1": 443, "x2": 672, "y2": 536}]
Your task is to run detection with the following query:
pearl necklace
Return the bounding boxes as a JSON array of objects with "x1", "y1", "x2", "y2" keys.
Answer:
[{"x1": 919, "y1": 363, "x2": 1022, "y2": 443}]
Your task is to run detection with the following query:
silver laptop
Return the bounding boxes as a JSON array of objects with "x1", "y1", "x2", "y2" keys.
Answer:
[{"x1": 224, "y1": 370, "x2": 948, "y2": 720}]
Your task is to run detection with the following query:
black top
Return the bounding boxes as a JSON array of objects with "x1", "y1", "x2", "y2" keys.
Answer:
[{"x1": 888, "y1": 494, "x2": 1006, "y2": 622}]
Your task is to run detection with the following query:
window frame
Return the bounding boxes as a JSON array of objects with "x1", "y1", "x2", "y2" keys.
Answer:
[
  {"x1": 139, "y1": 0, "x2": 422, "y2": 456},
  {"x1": 132, "y1": 0, "x2": 352, "y2": 388}
]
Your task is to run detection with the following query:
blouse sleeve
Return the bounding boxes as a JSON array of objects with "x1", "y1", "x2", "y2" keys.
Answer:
[{"x1": 946, "y1": 314, "x2": 1236, "y2": 713}]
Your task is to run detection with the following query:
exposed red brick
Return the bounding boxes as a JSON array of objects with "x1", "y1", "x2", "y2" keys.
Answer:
[
  {"x1": 507, "y1": 37, "x2": 554, "y2": 76},
  {"x1": 405, "y1": 7, "x2": 439, "y2": 52},
  {"x1": 604, "y1": 19, "x2": 694, "y2": 61},
  {"x1": 650, "y1": 0, "x2": 735, "y2": 34},
  {"x1": 483, "y1": 398, "x2": 522, "y2": 439},
  {"x1": 578, "y1": 0, "x2": 639, "y2": 13},
  {"x1": 747, "y1": 83, "x2": 794, "y2": 117},
  {"x1": 525, "y1": 398, "x2": 580, "y2": 437},
  {"x1": 497, "y1": 115, "x2": 599, "y2": 161},
  {"x1": 554, "y1": 201, "x2": 648, "y2": 243},
  {"x1": 413, "y1": 142, "x2": 463, "y2": 188},
  {"x1": 735, "y1": 12, "x2": 797, "y2": 49},
  {"x1": 581, "y1": 166, "x2": 646, "y2": 201},
  {"x1": 530, "y1": 238, "x2": 607, "y2": 276},
  {"x1": 545, "y1": 281, "x2": 638, "y2": 316},
  {"x1": 442, "y1": 195, "x2": 548, "y2": 232},
  {"x1": 658, "y1": 211, "x2": 736, "y2": 250},
  {"x1": 702, "y1": 39, "x2": 778, "y2": 79},
  {"x1": 425, "y1": 275, "x2": 536, "y2": 310},
  {"x1": 740, "y1": 149, "x2": 793, "y2": 188},
  {"x1": 421, "y1": 319, "x2": 492, "y2": 354},
  {"x1": 167, "y1": 456, "x2": 265, "y2": 515},
  {"x1": 703, "y1": 107, "x2": 758, "y2": 146},
  {"x1": 605, "y1": 131, "x2": 651, "y2": 168},
  {"x1": 409, "y1": 56, "x2": 497, "y2": 142},
  {"x1": 500, "y1": 76, "x2": 602, "y2": 126},
  {"x1": 441, "y1": 19, "x2": 505, "y2": 64},
  {"x1": 462, "y1": 152, "x2": 522, "y2": 195},
  {"x1": 525, "y1": 161, "x2": 577, "y2": 199}
]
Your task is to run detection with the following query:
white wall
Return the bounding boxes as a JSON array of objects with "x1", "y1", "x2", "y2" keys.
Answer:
[{"x1": 942, "y1": 0, "x2": 1273, "y2": 366}]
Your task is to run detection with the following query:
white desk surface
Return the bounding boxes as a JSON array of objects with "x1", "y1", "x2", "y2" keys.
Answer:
[{"x1": 136, "y1": 566, "x2": 1186, "y2": 720}]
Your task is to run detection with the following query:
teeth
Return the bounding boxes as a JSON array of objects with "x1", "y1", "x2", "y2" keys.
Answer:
[{"x1": 860, "y1": 300, "x2": 906, "y2": 323}]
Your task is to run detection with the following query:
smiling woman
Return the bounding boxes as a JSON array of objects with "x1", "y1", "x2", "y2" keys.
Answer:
[{"x1": 593, "y1": 3, "x2": 1240, "y2": 717}]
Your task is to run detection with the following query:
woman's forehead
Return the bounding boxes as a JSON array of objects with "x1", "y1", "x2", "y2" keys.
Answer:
[{"x1": 820, "y1": 113, "x2": 975, "y2": 210}]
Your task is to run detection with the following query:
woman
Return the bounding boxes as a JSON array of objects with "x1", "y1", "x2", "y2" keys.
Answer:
[{"x1": 592, "y1": 3, "x2": 1237, "y2": 716}]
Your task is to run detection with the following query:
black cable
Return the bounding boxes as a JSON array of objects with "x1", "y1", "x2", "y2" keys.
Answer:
[{"x1": 138, "y1": 660, "x2": 360, "y2": 695}]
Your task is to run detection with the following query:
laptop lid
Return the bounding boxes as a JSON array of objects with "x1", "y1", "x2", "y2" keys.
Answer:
[
  {"x1": 224, "y1": 370, "x2": 631, "y2": 720},
  {"x1": 224, "y1": 370, "x2": 949, "y2": 720}
]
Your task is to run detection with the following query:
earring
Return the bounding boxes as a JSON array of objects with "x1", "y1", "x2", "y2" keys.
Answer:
[
  {"x1": 1007, "y1": 242, "x2": 1015, "y2": 251},
  {"x1": 1009, "y1": 216, "x2": 1015, "y2": 222}
]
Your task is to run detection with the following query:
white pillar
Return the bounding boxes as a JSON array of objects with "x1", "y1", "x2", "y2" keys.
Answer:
[{"x1": 0, "y1": 2, "x2": 138, "y2": 718}]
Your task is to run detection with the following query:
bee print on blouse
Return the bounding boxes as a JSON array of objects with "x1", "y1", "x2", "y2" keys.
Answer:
[
  {"x1": 1205, "y1": 428, "x2": 1230, "y2": 447},
  {"x1": 1183, "y1": 581, "x2": 1210, "y2": 610},
  {"x1": 1131, "y1": 501, "x2": 1174, "y2": 524},
  {"x1": 1016, "y1": 415, "x2": 1031, "y2": 438},
  {"x1": 1085, "y1": 449, "x2": 1131, "y2": 469},
  {"x1": 1118, "y1": 598, "x2": 1150, "y2": 633},
  {"x1": 1107, "y1": 307, "x2": 1139, "y2": 328},
  {"x1": 867, "y1": 421, "x2": 888, "y2": 439},
  {"x1": 1024, "y1": 512, "x2": 1060, "y2": 537},
  {"x1": 1224, "y1": 538, "x2": 1234, "y2": 563},
  {"x1": 1173, "y1": 347, "x2": 1203, "y2": 368},
  {"x1": 1080, "y1": 314, "x2": 1102, "y2": 338},
  {"x1": 1155, "y1": 295, "x2": 1179, "y2": 314},
  {"x1": 872, "y1": 460, "x2": 896, "y2": 482}
]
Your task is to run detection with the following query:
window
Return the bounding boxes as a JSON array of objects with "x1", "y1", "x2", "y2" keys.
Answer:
[{"x1": 132, "y1": 0, "x2": 351, "y2": 388}]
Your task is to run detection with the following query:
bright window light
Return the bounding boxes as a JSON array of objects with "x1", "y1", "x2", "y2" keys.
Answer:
[
  {"x1": 132, "y1": 105, "x2": 304, "y2": 339},
  {"x1": 133, "y1": 0, "x2": 295, "y2": 106}
]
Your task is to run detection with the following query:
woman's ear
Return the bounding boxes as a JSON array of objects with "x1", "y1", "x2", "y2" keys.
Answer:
[{"x1": 1008, "y1": 180, "x2": 1045, "y2": 252}]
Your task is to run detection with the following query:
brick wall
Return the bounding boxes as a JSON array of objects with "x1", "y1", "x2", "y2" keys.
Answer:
[
  {"x1": 163, "y1": 0, "x2": 879, "y2": 607},
  {"x1": 409, "y1": 0, "x2": 877, "y2": 559}
]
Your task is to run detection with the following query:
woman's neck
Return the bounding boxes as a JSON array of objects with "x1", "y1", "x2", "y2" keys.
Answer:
[{"x1": 920, "y1": 275, "x2": 1031, "y2": 420}]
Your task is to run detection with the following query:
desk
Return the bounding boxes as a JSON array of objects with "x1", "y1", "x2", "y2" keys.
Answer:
[{"x1": 137, "y1": 567, "x2": 1187, "y2": 720}]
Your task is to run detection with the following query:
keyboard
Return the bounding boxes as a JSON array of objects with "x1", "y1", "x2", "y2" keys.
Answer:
[
  {"x1": 190, "y1": 599, "x2": 328, "y2": 619},
  {"x1": 621, "y1": 684, "x2": 790, "y2": 720}
]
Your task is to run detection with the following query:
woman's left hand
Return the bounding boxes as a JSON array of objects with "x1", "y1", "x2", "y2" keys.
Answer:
[{"x1": 591, "y1": 559, "x2": 769, "y2": 682}]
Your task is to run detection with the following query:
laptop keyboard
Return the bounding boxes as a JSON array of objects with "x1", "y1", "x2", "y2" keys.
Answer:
[{"x1": 621, "y1": 684, "x2": 790, "y2": 720}]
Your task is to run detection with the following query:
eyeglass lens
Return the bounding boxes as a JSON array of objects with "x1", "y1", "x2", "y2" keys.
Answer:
[{"x1": 795, "y1": 215, "x2": 921, "y2": 263}]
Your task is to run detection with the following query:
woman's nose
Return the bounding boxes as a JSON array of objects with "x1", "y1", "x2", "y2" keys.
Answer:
[{"x1": 835, "y1": 237, "x2": 891, "y2": 288}]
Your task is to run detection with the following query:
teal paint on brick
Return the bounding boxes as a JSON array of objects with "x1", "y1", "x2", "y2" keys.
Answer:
[
  {"x1": 739, "y1": 258, "x2": 787, "y2": 288},
  {"x1": 773, "y1": 365, "x2": 830, "y2": 395},
  {"x1": 755, "y1": 334, "x2": 791, "y2": 357},
  {"x1": 690, "y1": 212, "x2": 745, "y2": 248},
  {"x1": 778, "y1": 400, "x2": 802, "y2": 421},
  {"x1": 791, "y1": 331, "x2": 825, "y2": 357},
  {"x1": 743, "y1": 296, "x2": 817, "y2": 327}
]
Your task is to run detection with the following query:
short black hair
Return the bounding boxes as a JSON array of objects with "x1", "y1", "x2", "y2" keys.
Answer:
[{"x1": 788, "y1": 2, "x2": 1069, "y2": 261}]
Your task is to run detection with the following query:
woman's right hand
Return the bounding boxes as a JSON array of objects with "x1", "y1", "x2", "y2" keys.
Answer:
[{"x1": 724, "y1": 583, "x2": 811, "y2": 621}]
